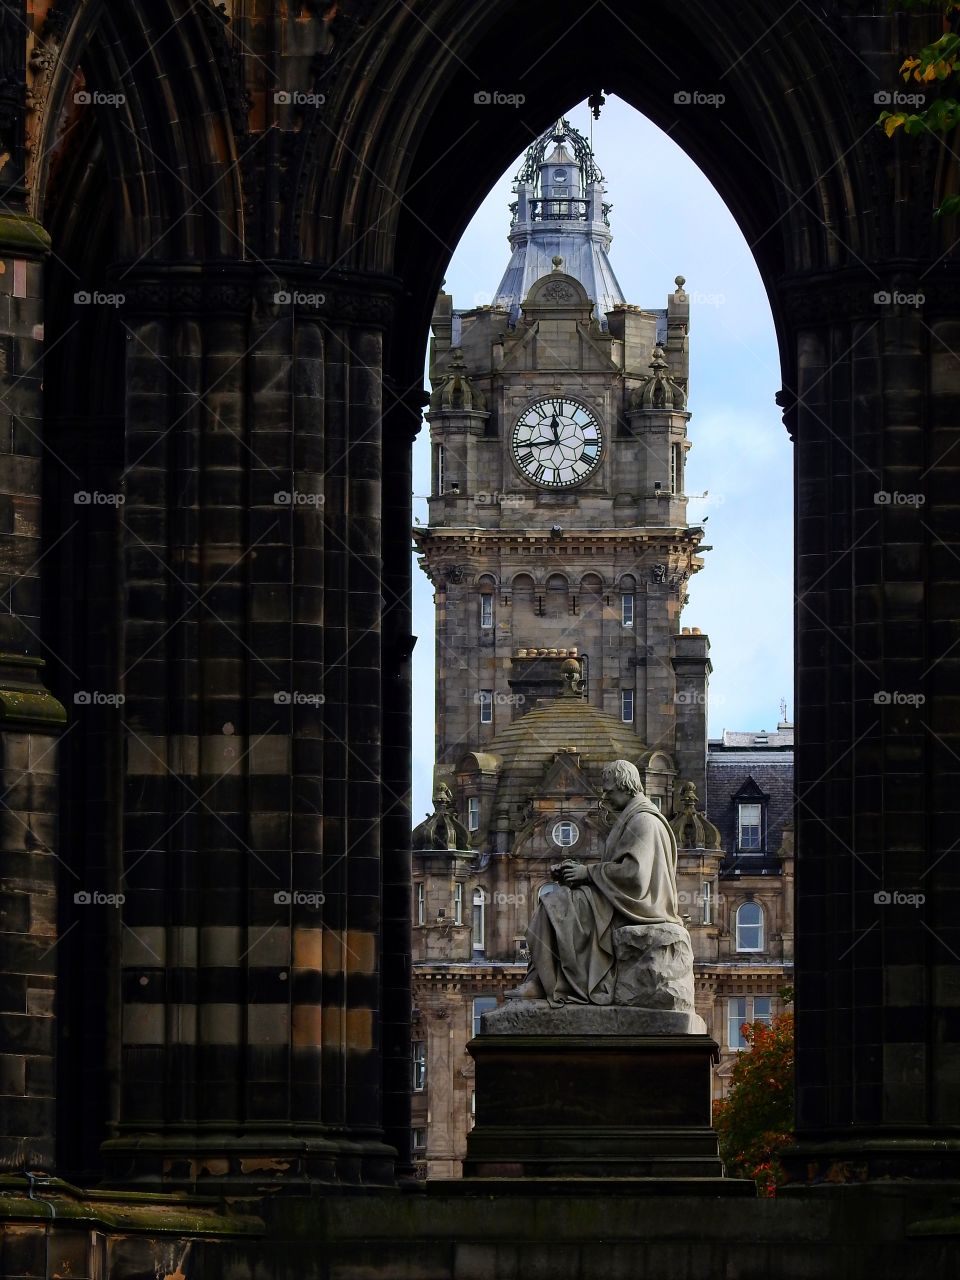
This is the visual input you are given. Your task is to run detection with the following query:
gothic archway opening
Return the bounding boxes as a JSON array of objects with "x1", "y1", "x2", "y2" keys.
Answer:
[
  {"x1": 16, "y1": 0, "x2": 956, "y2": 1197},
  {"x1": 408, "y1": 96, "x2": 793, "y2": 1176}
]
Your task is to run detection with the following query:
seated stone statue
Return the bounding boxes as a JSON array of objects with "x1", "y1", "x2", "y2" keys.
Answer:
[{"x1": 509, "y1": 759, "x2": 692, "y2": 1009}]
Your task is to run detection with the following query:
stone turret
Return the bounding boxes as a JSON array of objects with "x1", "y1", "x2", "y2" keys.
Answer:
[{"x1": 670, "y1": 780, "x2": 721, "y2": 851}]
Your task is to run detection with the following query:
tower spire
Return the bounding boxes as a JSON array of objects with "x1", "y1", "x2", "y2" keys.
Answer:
[{"x1": 491, "y1": 117, "x2": 625, "y2": 329}]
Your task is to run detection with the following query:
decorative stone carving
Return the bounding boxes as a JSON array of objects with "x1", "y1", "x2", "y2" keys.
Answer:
[
  {"x1": 669, "y1": 779, "x2": 721, "y2": 850},
  {"x1": 412, "y1": 781, "x2": 472, "y2": 853}
]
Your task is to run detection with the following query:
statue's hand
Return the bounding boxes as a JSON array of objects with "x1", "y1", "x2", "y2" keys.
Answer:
[{"x1": 558, "y1": 859, "x2": 589, "y2": 887}]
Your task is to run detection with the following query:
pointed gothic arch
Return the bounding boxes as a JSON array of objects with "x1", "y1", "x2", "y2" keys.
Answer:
[{"x1": 0, "y1": 0, "x2": 948, "y2": 1199}]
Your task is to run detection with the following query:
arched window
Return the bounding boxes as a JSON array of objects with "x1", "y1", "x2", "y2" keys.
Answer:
[
  {"x1": 546, "y1": 573, "x2": 569, "y2": 619},
  {"x1": 472, "y1": 888, "x2": 486, "y2": 955},
  {"x1": 735, "y1": 901, "x2": 764, "y2": 952},
  {"x1": 580, "y1": 572, "x2": 603, "y2": 623},
  {"x1": 477, "y1": 574, "x2": 496, "y2": 630},
  {"x1": 511, "y1": 573, "x2": 536, "y2": 630},
  {"x1": 620, "y1": 574, "x2": 636, "y2": 627}
]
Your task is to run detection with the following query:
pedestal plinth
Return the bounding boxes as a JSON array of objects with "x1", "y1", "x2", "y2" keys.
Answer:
[{"x1": 462, "y1": 1003, "x2": 753, "y2": 1192}]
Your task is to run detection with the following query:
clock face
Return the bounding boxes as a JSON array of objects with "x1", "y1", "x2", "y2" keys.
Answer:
[{"x1": 512, "y1": 397, "x2": 604, "y2": 488}]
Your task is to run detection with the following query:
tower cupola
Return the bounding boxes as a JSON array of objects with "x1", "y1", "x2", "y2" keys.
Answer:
[{"x1": 492, "y1": 117, "x2": 625, "y2": 329}]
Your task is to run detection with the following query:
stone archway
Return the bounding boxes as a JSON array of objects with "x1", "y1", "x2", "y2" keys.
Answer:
[{"x1": 0, "y1": 0, "x2": 952, "y2": 1192}]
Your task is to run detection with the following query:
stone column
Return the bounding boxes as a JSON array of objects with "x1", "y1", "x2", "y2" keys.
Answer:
[
  {"x1": 103, "y1": 267, "x2": 399, "y2": 1189},
  {"x1": 784, "y1": 266, "x2": 960, "y2": 1178},
  {"x1": 0, "y1": 211, "x2": 66, "y2": 1173},
  {"x1": 380, "y1": 381, "x2": 422, "y2": 1176}
]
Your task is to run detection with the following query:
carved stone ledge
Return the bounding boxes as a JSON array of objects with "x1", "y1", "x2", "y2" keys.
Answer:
[
  {"x1": 0, "y1": 655, "x2": 66, "y2": 731},
  {"x1": 114, "y1": 264, "x2": 400, "y2": 326}
]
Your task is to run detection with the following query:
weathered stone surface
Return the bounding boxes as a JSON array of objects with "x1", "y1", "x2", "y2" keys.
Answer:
[
  {"x1": 482, "y1": 1000, "x2": 705, "y2": 1036},
  {"x1": 612, "y1": 922, "x2": 697, "y2": 1013}
]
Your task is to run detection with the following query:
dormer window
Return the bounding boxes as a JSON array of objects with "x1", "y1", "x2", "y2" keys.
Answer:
[
  {"x1": 732, "y1": 778, "x2": 769, "y2": 856},
  {"x1": 738, "y1": 802, "x2": 763, "y2": 852}
]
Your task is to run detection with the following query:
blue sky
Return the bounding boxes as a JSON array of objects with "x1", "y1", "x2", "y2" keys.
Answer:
[{"x1": 410, "y1": 95, "x2": 792, "y2": 822}]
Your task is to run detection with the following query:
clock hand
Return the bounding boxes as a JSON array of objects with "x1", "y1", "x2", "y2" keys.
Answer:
[{"x1": 549, "y1": 414, "x2": 560, "y2": 442}]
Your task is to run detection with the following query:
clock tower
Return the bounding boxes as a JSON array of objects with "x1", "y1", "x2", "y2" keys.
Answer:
[{"x1": 414, "y1": 117, "x2": 711, "y2": 806}]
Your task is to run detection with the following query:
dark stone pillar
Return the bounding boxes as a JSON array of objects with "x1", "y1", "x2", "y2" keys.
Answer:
[
  {"x1": 784, "y1": 265, "x2": 960, "y2": 1179},
  {"x1": 101, "y1": 267, "x2": 400, "y2": 1189},
  {"x1": 0, "y1": 212, "x2": 66, "y2": 1172},
  {"x1": 380, "y1": 382, "x2": 423, "y2": 1178}
]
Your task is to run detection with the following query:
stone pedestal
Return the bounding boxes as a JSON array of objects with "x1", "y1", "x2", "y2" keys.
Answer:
[{"x1": 462, "y1": 1004, "x2": 753, "y2": 1191}]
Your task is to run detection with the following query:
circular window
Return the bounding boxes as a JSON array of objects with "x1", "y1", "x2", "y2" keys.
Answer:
[
  {"x1": 552, "y1": 820, "x2": 579, "y2": 848},
  {"x1": 554, "y1": 168, "x2": 568, "y2": 183}
]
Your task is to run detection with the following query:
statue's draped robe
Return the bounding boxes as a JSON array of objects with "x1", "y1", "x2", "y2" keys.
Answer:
[{"x1": 527, "y1": 796, "x2": 683, "y2": 1005}]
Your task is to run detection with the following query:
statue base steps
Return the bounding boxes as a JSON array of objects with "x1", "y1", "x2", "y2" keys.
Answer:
[{"x1": 463, "y1": 1003, "x2": 752, "y2": 1190}]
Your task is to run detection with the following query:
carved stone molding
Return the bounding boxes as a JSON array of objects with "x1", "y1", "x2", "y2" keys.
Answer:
[
  {"x1": 778, "y1": 263, "x2": 960, "y2": 329},
  {"x1": 113, "y1": 264, "x2": 400, "y2": 325}
]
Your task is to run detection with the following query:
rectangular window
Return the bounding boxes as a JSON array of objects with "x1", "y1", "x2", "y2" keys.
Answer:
[
  {"x1": 453, "y1": 881, "x2": 463, "y2": 925},
  {"x1": 472, "y1": 996, "x2": 498, "y2": 1037},
  {"x1": 472, "y1": 890, "x2": 485, "y2": 955},
  {"x1": 412, "y1": 1041, "x2": 426, "y2": 1091},
  {"x1": 727, "y1": 998, "x2": 749, "y2": 1050},
  {"x1": 480, "y1": 593, "x2": 494, "y2": 628},
  {"x1": 435, "y1": 443, "x2": 445, "y2": 496},
  {"x1": 702, "y1": 881, "x2": 713, "y2": 925},
  {"x1": 621, "y1": 689, "x2": 634, "y2": 723},
  {"x1": 467, "y1": 797, "x2": 480, "y2": 832},
  {"x1": 412, "y1": 1127, "x2": 426, "y2": 1152},
  {"x1": 479, "y1": 690, "x2": 493, "y2": 725},
  {"x1": 415, "y1": 882, "x2": 424, "y2": 926},
  {"x1": 738, "y1": 802, "x2": 763, "y2": 851},
  {"x1": 621, "y1": 593, "x2": 635, "y2": 627},
  {"x1": 753, "y1": 996, "x2": 773, "y2": 1026},
  {"x1": 650, "y1": 795, "x2": 662, "y2": 811},
  {"x1": 727, "y1": 996, "x2": 773, "y2": 1050},
  {"x1": 670, "y1": 442, "x2": 682, "y2": 495}
]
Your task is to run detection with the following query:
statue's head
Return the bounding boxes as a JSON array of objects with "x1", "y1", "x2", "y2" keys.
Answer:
[{"x1": 601, "y1": 759, "x2": 644, "y2": 810}]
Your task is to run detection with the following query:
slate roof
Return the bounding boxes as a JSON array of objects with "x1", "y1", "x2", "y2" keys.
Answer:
[{"x1": 706, "y1": 725, "x2": 794, "y2": 865}]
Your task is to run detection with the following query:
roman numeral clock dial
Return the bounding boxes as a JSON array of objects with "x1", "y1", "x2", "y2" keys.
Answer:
[{"x1": 511, "y1": 397, "x2": 604, "y2": 488}]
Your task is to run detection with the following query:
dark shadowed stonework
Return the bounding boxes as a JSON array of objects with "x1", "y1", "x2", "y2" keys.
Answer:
[{"x1": 0, "y1": 0, "x2": 954, "y2": 1274}]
